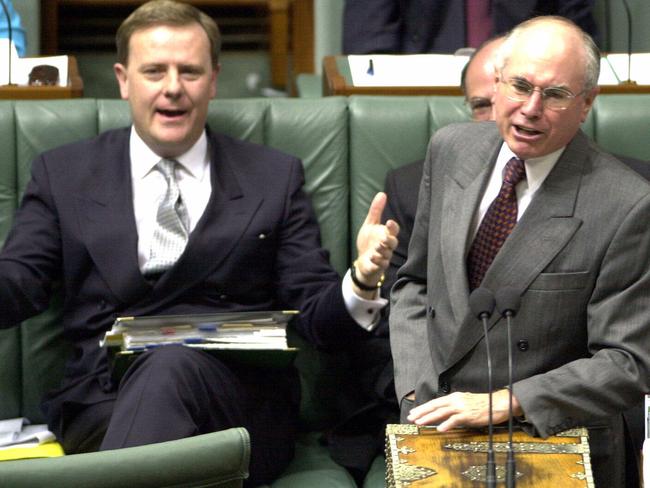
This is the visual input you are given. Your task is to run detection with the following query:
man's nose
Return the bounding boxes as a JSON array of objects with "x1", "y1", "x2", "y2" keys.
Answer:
[
  {"x1": 521, "y1": 90, "x2": 544, "y2": 117},
  {"x1": 163, "y1": 72, "x2": 182, "y2": 97}
]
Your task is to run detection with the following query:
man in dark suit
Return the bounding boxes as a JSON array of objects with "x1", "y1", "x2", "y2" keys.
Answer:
[
  {"x1": 343, "y1": 0, "x2": 599, "y2": 54},
  {"x1": 0, "y1": 1, "x2": 398, "y2": 486},
  {"x1": 391, "y1": 16, "x2": 650, "y2": 487}
]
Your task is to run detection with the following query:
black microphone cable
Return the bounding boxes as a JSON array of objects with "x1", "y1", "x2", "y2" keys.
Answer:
[{"x1": 0, "y1": 0, "x2": 13, "y2": 86}]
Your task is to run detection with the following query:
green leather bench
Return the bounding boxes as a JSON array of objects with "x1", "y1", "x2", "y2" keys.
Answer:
[{"x1": 0, "y1": 95, "x2": 648, "y2": 487}]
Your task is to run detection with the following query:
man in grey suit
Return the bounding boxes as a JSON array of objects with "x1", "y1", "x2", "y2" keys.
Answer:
[{"x1": 390, "y1": 16, "x2": 650, "y2": 487}]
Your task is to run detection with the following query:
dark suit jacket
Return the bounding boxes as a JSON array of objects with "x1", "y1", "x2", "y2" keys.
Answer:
[
  {"x1": 0, "y1": 127, "x2": 363, "y2": 436},
  {"x1": 343, "y1": 0, "x2": 599, "y2": 54},
  {"x1": 390, "y1": 122, "x2": 650, "y2": 486}
]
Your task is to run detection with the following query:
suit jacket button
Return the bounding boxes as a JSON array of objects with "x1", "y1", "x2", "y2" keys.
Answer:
[
  {"x1": 427, "y1": 306, "x2": 435, "y2": 318},
  {"x1": 517, "y1": 339, "x2": 529, "y2": 351},
  {"x1": 439, "y1": 381, "x2": 450, "y2": 394}
]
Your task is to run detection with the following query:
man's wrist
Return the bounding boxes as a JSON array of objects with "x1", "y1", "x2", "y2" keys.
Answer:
[{"x1": 350, "y1": 260, "x2": 385, "y2": 291}]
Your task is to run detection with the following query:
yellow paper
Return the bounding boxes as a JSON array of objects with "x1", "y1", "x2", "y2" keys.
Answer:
[{"x1": 0, "y1": 442, "x2": 65, "y2": 461}]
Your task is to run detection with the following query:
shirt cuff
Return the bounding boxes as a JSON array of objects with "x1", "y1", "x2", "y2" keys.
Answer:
[{"x1": 342, "y1": 269, "x2": 387, "y2": 332}]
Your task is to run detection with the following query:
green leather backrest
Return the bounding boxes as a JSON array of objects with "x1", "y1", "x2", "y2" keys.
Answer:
[
  {"x1": 592, "y1": 94, "x2": 650, "y2": 160},
  {"x1": 0, "y1": 102, "x2": 20, "y2": 419},
  {"x1": 348, "y1": 96, "x2": 469, "y2": 253}
]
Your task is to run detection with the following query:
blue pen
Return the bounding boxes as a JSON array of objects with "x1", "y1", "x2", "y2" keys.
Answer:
[
  {"x1": 183, "y1": 337, "x2": 204, "y2": 344},
  {"x1": 197, "y1": 323, "x2": 218, "y2": 332},
  {"x1": 367, "y1": 58, "x2": 374, "y2": 76}
]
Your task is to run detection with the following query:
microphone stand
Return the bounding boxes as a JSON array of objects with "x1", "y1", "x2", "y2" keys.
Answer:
[
  {"x1": 480, "y1": 308, "x2": 497, "y2": 488},
  {"x1": 621, "y1": 0, "x2": 636, "y2": 85},
  {"x1": 470, "y1": 288, "x2": 496, "y2": 488},
  {"x1": 0, "y1": 0, "x2": 14, "y2": 86},
  {"x1": 504, "y1": 308, "x2": 516, "y2": 488},
  {"x1": 496, "y1": 288, "x2": 521, "y2": 488}
]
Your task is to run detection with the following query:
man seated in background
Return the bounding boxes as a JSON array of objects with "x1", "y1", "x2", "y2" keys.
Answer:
[{"x1": 0, "y1": 1, "x2": 399, "y2": 486}]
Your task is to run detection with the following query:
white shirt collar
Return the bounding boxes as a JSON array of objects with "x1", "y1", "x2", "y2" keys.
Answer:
[
  {"x1": 497, "y1": 143, "x2": 565, "y2": 193},
  {"x1": 129, "y1": 127, "x2": 209, "y2": 181}
]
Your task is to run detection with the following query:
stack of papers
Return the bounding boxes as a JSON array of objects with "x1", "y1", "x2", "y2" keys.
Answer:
[
  {"x1": 0, "y1": 418, "x2": 55, "y2": 449},
  {"x1": 102, "y1": 310, "x2": 299, "y2": 352}
]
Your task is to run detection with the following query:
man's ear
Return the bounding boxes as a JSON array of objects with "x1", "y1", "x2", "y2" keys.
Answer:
[
  {"x1": 580, "y1": 86, "x2": 599, "y2": 123},
  {"x1": 114, "y1": 63, "x2": 129, "y2": 100},
  {"x1": 209, "y1": 63, "x2": 221, "y2": 99}
]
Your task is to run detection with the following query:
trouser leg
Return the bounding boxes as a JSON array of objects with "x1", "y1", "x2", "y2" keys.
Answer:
[{"x1": 99, "y1": 345, "x2": 298, "y2": 486}]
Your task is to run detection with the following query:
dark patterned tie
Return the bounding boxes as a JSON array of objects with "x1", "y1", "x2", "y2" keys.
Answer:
[{"x1": 467, "y1": 157, "x2": 526, "y2": 291}]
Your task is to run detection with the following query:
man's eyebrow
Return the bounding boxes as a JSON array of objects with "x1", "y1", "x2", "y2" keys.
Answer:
[
  {"x1": 178, "y1": 64, "x2": 206, "y2": 72},
  {"x1": 139, "y1": 63, "x2": 166, "y2": 71}
]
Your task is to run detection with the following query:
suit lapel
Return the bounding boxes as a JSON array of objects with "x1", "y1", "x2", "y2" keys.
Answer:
[
  {"x1": 440, "y1": 127, "x2": 501, "y2": 325},
  {"x1": 75, "y1": 129, "x2": 150, "y2": 304},
  {"x1": 443, "y1": 131, "x2": 589, "y2": 371}
]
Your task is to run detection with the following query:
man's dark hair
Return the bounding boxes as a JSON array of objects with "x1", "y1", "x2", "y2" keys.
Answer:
[{"x1": 116, "y1": 0, "x2": 222, "y2": 67}]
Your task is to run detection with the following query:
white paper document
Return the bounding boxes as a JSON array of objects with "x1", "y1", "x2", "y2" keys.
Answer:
[
  {"x1": 349, "y1": 54, "x2": 470, "y2": 87},
  {"x1": 348, "y1": 53, "x2": 650, "y2": 88},
  {"x1": 0, "y1": 418, "x2": 56, "y2": 449},
  {"x1": 0, "y1": 39, "x2": 69, "y2": 86},
  {"x1": 603, "y1": 53, "x2": 650, "y2": 85}
]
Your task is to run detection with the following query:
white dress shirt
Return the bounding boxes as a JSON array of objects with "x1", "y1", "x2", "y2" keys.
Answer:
[
  {"x1": 128, "y1": 127, "x2": 384, "y2": 329},
  {"x1": 470, "y1": 143, "x2": 565, "y2": 237}
]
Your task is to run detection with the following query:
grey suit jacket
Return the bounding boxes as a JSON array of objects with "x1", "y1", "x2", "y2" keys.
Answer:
[{"x1": 390, "y1": 121, "x2": 650, "y2": 439}]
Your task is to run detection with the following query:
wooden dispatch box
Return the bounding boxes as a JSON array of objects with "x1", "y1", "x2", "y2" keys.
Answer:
[{"x1": 385, "y1": 424, "x2": 593, "y2": 487}]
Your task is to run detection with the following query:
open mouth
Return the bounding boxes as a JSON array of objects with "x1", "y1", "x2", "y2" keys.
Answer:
[
  {"x1": 157, "y1": 108, "x2": 187, "y2": 118},
  {"x1": 514, "y1": 124, "x2": 543, "y2": 136}
]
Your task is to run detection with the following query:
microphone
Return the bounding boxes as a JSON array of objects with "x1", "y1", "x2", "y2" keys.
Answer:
[
  {"x1": 0, "y1": 0, "x2": 14, "y2": 86},
  {"x1": 621, "y1": 0, "x2": 636, "y2": 85},
  {"x1": 496, "y1": 287, "x2": 521, "y2": 488},
  {"x1": 469, "y1": 287, "x2": 497, "y2": 488}
]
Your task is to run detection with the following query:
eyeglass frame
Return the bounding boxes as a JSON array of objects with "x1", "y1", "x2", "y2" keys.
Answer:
[{"x1": 497, "y1": 74, "x2": 587, "y2": 111}]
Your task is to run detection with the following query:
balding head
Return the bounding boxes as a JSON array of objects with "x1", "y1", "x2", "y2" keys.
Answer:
[
  {"x1": 496, "y1": 16, "x2": 600, "y2": 92},
  {"x1": 493, "y1": 16, "x2": 600, "y2": 160}
]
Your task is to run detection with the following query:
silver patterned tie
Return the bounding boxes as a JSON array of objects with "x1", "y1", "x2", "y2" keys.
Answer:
[{"x1": 143, "y1": 158, "x2": 189, "y2": 275}]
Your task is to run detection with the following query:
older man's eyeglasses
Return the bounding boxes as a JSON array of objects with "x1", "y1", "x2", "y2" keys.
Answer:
[
  {"x1": 499, "y1": 77, "x2": 584, "y2": 111},
  {"x1": 466, "y1": 97, "x2": 492, "y2": 118}
]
